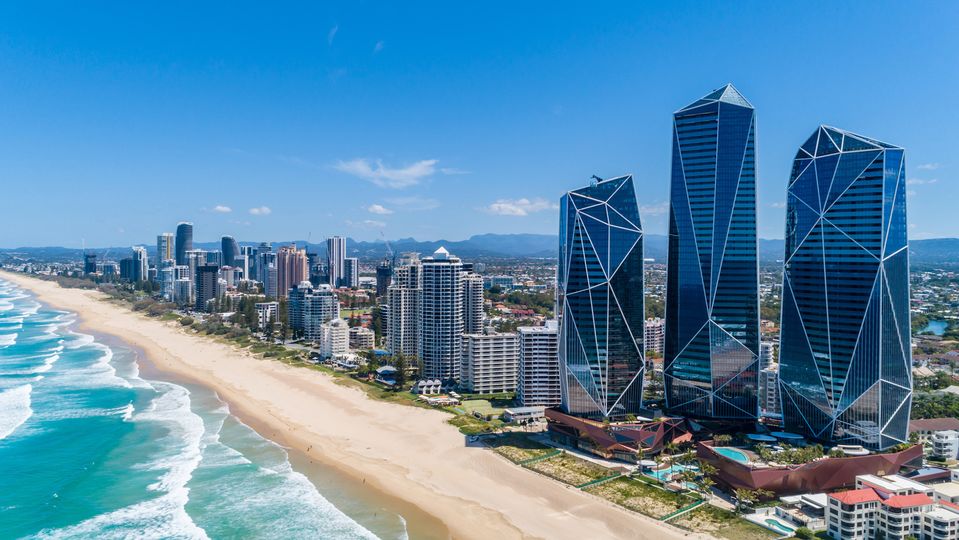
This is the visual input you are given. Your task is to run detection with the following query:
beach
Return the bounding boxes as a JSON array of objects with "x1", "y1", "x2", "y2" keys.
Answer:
[{"x1": 0, "y1": 270, "x2": 700, "y2": 540}]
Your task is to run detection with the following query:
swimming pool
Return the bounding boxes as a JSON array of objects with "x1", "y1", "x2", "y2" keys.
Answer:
[
  {"x1": 764, "y1": 518, "x2": 795, "y2": 534},
  {"x1": 714, "y1": 446, "x2": 750, "y2": 464},
  {"x1": 644, "y1": 463, "x2": 699, "y2": 482}
]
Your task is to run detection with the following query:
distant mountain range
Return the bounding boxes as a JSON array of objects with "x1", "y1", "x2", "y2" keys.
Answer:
[{"x1": 3, "y1": 234, "x2": 959, "y2": 265}]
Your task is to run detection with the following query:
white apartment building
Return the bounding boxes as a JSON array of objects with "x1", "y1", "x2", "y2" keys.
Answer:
[
  {"x1": 460, "y1": 333, "x2": 519, "y2": 394},
  {"x1": 827, "y1": 474, "x2": 959, "y2": 540},
  {"x1": 320, "y1": 319, "x2": 349, "y2": 358},
  {"x1": 349, "y1": 326, "x2": 375, "y2": 350},
  {"x1": 760, "y1": 362, "x2": 780, "y2": 415},
  {"x1": 386, "y1": 257, "x2": 421, "y2": 359},
  {"x1": 288, "y1": 282, "x2": 340, "y2": 342},
  {"x1": 644, "y1": 317, "x2": 665, "y2": 355},
  {"x1": 517, "y1": 321, "x2": 560, "y2": 407},
  {"x1": 255, "y1": 301, "x2": 278, "y2": 330},
  {"x1": 933, "y1": 431, "x2": 959, "y2": 461}
]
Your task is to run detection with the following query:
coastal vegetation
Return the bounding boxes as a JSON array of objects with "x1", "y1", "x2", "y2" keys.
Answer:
[{"x1": 669, "y1": 504, "x2": 778, "y2": 539}]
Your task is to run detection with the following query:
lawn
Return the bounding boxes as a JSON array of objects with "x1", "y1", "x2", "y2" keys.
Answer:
[
  {"x1": 527, "y1": 452, "x2": 612, "y2": 486},
  {"x1": 461, "y1": 399, "x2": 507, "y2": 418},
  {"x1": 486, "y1": 433, "x2": 554, "y2": 463},
  {"x1": 585, "y1": 476, "x2": 696, "y2": 519},
  {"x1": 669, "y1": 504, "x2": 778, "y2": 539},
  {"x1": 448, "y1": 414, "x2": 504, "y2": 435}
]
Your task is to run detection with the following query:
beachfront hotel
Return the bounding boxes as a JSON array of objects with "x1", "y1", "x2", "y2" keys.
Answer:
[
  {"x1": 557, "y1": 174, "x2": 645, "y2": 420},
  {"x1": 778, "y1": 127, "x2": 912, "y2": 450},
  {"x1": 664, "y1": 84, "x2": 761, "y2": 422}
]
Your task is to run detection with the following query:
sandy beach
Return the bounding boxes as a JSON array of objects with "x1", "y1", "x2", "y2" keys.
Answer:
[{"x1": 1, "y1": 270, "x2": 701, "y2": 540}]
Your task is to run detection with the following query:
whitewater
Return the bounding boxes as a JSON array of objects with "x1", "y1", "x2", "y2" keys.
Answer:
[{"x1": 0, "y1": 278, "x2": 401, "y2": 539}]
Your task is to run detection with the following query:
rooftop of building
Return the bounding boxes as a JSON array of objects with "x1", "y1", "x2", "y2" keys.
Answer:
[
  {"x1": 859, "y1": 474, "x2": 930, "y2": 495},
  {"x1": 934, "y1": 482, "x2": 959, "y2": 498},
  {"x1": 910, "y1": 417, "x2": 959, "y2": 432},
  {"x1": 882, "y1": 493, "x2": 934, "y2": 509},
  {"x1": 829, "y1": 488, "x2": 881, "y2": 505}
]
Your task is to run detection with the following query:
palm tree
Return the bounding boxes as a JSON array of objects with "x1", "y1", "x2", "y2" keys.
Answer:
[{"x1": 734, "y1": 488, "x2": 757, "y2": 513}]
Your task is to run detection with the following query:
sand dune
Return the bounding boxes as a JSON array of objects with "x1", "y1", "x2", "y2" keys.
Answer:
[{"x1": 1, "y1": 271, "x2": 701, "y2": 540}]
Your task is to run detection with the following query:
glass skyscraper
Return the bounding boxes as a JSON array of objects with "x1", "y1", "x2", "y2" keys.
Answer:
[
  {"x1": 779, "y1": 126, "x2": 911, "y2": 450},
  {"x1": 558, "y1": 175, "x2": 644, "y2": 420},
  {"x1": 175, "y1": 222, "x2": 193, "y2": 266},
  {"x1": 664, "y1": 84, "x2": 760, "y2": 421}
]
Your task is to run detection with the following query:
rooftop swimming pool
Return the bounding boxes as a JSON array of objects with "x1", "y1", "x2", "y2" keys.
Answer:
[{"x1": 713, "y1": 446, "x2": 750, "y2": 464}]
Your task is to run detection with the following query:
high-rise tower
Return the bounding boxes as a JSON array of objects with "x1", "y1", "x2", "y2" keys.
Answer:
[
  {"x1": 664, "y1": 84, "x2": 760, "y2": 421},
  {"x1": 557, "y1": 175, "x2": 645, "y2": 420},
  {"x1": 420, "y1": 247, "x2": 464, "y2": 380},
  {"x1": 779, "y1": 126, "x2": 911, "y2": 450},
  {"x1": 221, "y1": 236, "x2": 240, "y2": 267},
  {"x1": 175, "y1": 222, "x2": 194, "y2": 266},
  {"x1": 327, "y1": 236, "x2": 346, "y2": 288}
]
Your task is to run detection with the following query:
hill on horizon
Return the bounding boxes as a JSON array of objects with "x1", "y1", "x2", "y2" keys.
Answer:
[{"x1": 3, "y1": 234, "x2": 959, "y2": 265}]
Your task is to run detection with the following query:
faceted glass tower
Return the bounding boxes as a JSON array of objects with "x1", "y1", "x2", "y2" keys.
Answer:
[
  {"x1": 779, "y1": 126, "x2": 911, "y2": 450},
  {"x1": 558, "y1": 175, "x2": 645, "y2": 420},
  {"x1": 664, "y1": 84, "x2": 760, "y2": 421}
]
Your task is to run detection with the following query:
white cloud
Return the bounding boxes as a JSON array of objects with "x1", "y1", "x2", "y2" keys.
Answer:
[
  {"x1": 906, "y1": 178, "x2": 938, "y2": 185},
  {"x1": 373, "y1": 40, "x2": 384, "y2": 53},
  {"x1": 386, "y1": 196, "x2": 440, "y2": 210},
  {"x1": 367, "y1": 204, "x2": 393, "y2": 215},
  {"x1": 327, "y1": 25, "x2": 338, "y2": 45},
  {"x1": 918, "y1": 163, "x2": 940, "y2": 170},
  {"x1": 440, "y1": 167, "x2": 470, "y2": 175},
  {"x1": 486, "y1": 198, "x2": 558, "y2": 216},
  {"x1": 249, "y1": 206, "x2": 272, "y2": 216},
  {"x1": 770, "y1": 201, "x2": 786, "y2": 209},
  {"x1": 212, "y1": 205, "x2": 232, "y2": 213},
  {"x1": 363, "y1": 219, "x2": 386, "y2": 228},
  {"x1": 639, "y1": 201, "x2": 669, "y2": 216},
  {"x1": 335, "y1": 158, "x2": 437, "y2": 188}
]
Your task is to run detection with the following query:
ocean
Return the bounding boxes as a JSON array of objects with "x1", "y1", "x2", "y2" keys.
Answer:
[{"x1": 0, "y1": 278, "x2": 407, "y2": 539}]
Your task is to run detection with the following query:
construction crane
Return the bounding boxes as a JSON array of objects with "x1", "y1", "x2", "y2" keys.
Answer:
[{"x1": 380, "y1": 231, "x2": 396, "y2": 269}]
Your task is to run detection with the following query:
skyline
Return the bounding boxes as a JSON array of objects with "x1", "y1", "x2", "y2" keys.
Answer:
[{"x1": 2, "y1": 3, "x2": 957, "y2": 247}]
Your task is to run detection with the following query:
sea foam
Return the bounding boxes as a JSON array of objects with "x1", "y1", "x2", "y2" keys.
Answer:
[{"x1": 0, "y1": 384, "x2": 33, "y2": 440}]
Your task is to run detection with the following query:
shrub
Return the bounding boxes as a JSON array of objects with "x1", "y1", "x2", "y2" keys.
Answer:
[{"x1": 179, "y1": 317, "x2": 194, "y2": 326}]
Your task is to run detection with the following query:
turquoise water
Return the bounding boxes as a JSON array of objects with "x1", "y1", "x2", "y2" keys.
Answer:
[
  {"x1": 0, "y1": 279, "x2": 405, "y2": 539},
  {"x1": 713, "y1": 447, "x2": 750, "y2": 464},
  {"x1": 923, "y1": 320, "x2": 948, "y2": 336},
  {"x1": 644, "y1": 463, "x2": 699, "y2": 482},
  {"x1": 764, "y1": 518, "x2": 794, "y2": 534}
]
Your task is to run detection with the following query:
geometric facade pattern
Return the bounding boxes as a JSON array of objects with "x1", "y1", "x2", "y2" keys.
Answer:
[
  {"x1": 779, "y1": 126, "x2": 912, "y2": 450},
  {"x1": 665, "y1": 84, "x2": 760, "y2": 421},
  {"x1": 558, "y1": 175, "x2": 645, "y2": 420}
]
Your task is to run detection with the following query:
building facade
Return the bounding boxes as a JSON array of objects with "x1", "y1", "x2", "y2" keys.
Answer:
[
  {"x1": 342, "y1": 257, "x2": 359, "y2": 289},
  {"x1": 195, "y1": 264, "x2": 220, "y2": 311},
  {"x1": 664, "y1": 84, "x2": 760, "y2": 421},
  {"x1": 462, "y1": 272, "x2": 485, "y2": 335},
  {"x1": 320, "y1": 319, "x2": 349, "y2": 358},
  {"x1": 375, "y1": 260, "x2": 392, "y2": 297},
  {"x1": 644, "y1": 317, "x2": 665, "y2": 355},
  {"x1": 276, "y1": 244, "x2": 309, "y2": 299},
  {"x1": 349, "y1": 326, "x2": 375, "y2": 350},
  {"x1": 558, "y1": 175, "x2": 645, "y2": 420},
  {"x1": 131, "y1": 246, "x2": 149, "y2": 282},
  {"x1": 460, "y1": 333, "x2": 519, "y2": 394},
  {"x1": 779, "y1": 126, "x2": 912, "y2": 450},
  {"x1": 386, "y1": 257, "x2": 421, "y2": 359},
  {"x1": 420, "y1": 247, "x2": 464, "y2": 381},
  {"x1": 221, "y1": 236, "x2": 240, "y2": 267},
  {"x1": 175, "y1": 222, "x2": 193, "y2": 266},
  {"x1": 289, "y1": 282, "x2": 340, "y2": 341},
  {"x1": 327, "y1": 236, "x2": 346, "y2": 288},
  {"x1": 517, "y1": 321, "x2": 561, "y2": 407},
  {"x1": 156, "y1": 233, "x2": 174, "y2": 266}
]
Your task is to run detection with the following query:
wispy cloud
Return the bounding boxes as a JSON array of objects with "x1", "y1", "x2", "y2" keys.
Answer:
[
  {"x1": 770, "y1": 201, "x2": 786, "y2": 209},
  {"x1": 386, "y1": 196, "x2": 440, "y2": 211},
  {"x1": 906, "y1": 178, "x2": 938, "y2": 185},
  {"x1": 249, "y1": 206, "x2": 272, "y2": 216},
  {"x1": 367, "y1": 204, "x2": 393, "y2": 215},
  {"x1": 327, "y1": 25, "x2": 338, "y2": 45},
  {"x1": 373, "y1": 40, "x2": 384, "y2": 53},
  {"x1": 212, "y1": 205, "x2": 233, "y2": 213},
  {"x1": 346, "y1": 219, "x2": 386, "y2": 229},
  {"x1": 439, "y1": 167, "x2": 470, "y2": 175},
  {"x1": 639, "y1": 201, "x2": 669, "y2": 216},
  {"x1": 486, "y1": 198, "x2": 558, "y2": 216},
  {"x1": 335, "y1": 158, "x2": 438, "y2": 188},
  {"x1": 918, "y1": 163, "x2": 940, "y2": 170}
]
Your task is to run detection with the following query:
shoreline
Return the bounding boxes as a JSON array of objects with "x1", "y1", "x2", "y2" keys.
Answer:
[{"x1": 0, "y1": 270, "x2": 700, "y2": 540}]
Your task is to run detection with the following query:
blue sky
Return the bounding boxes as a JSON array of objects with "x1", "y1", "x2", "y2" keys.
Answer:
[{"x1": 1, "y1": 2, "x2": 956, "y2": 247}]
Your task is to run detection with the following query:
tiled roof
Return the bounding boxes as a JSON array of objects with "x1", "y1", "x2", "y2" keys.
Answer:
[
  {"x1": 909, "y1": 418, "x2": 959, "y2": 432},
  {"x1": 829, "y1": 488, "x2": 881, "y2": 505},
  {"x1": 882, "y1": 493, "x2": 934, "y2": 509}
]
